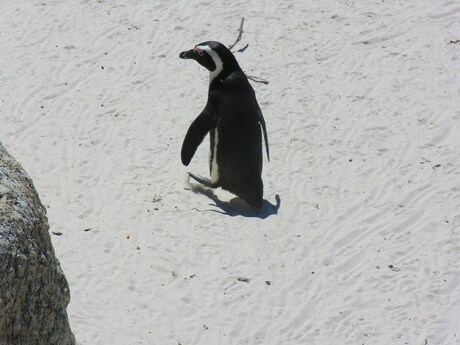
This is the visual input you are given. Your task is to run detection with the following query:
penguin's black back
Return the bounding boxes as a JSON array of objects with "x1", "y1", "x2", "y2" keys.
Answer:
[{"x1": 209, "y1": 70, "x2": 264, "y2": 207}]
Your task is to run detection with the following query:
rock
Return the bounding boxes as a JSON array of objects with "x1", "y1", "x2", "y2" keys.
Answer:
[{"x1": 0, "y1": 143, "x2": 76, "y2": 345}]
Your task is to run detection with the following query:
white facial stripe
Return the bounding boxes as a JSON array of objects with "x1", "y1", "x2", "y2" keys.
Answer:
[{"x1": 196, "y1": 45, "x2": 223, "y2": 83}]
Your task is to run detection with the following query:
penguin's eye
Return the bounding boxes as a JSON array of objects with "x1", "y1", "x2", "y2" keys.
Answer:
[{"x1": 194, "y1": 47, "x2": 204, "y2": 56}]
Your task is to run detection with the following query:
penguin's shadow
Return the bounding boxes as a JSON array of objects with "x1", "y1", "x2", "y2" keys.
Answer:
[{"x1": 188, "y1": 184, "x2": 281, "y2": 219}]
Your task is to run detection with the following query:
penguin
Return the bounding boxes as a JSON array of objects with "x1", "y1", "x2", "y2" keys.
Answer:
[{"x1": 179, "y1": 41, "x2": 269, "y2": 208}]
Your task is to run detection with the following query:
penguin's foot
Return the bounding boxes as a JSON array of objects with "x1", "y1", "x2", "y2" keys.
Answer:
[{"x1": 188, "y1": 172, "x2": 218, "y2": 188}]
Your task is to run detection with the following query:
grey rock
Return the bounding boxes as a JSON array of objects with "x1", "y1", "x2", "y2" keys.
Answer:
[{"x1": 0, "y1": 143, "x2": 76, "y2": 345}]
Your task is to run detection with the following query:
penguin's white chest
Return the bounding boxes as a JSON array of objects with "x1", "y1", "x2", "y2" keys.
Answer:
[{"x1": 210, "y1": 130, "x2": 219, "y2": 184}]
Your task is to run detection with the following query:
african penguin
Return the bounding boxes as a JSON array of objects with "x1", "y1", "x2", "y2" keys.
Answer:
[{"x1": 179, "y1": 41, "x2": 269, "y2": 208}]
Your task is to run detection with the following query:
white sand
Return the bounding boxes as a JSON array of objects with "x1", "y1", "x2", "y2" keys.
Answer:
[{"x1": 1, "y1": 1, "x2": 459, "y2": 344}]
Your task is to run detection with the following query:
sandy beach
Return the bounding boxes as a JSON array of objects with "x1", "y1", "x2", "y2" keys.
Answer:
[{"x1": 1, "y1": 1, "x2": 459, "y2": 344}]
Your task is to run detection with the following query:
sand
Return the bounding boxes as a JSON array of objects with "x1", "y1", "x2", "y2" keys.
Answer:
[{"x1": 1, "y1": 1, "x2": 459, "y2": 344}]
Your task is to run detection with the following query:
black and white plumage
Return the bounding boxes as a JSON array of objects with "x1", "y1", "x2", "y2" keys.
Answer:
[{"x1": 179, "y1": 41, "x2": 269, "y2": 208}]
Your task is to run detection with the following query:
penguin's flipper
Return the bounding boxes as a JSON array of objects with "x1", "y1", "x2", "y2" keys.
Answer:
[
  {"x1": 188, "y1": 172, "x2": 218, "y2": 188},
  {"x1": 181, "y1": 104, "x2": 218, "y2": 166},
  {"x1": 257, "y1": 105, "x2": 270, "y2": 161}
]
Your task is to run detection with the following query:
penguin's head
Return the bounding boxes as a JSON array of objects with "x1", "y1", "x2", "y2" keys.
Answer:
[{"x1": 179, "y1": 41, "x2": 240, "y2": 82}]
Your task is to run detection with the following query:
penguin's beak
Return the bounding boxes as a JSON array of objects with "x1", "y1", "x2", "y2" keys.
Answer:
[{"x1": 179, "y1": 49, "x2": 195, "y2": 59}]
